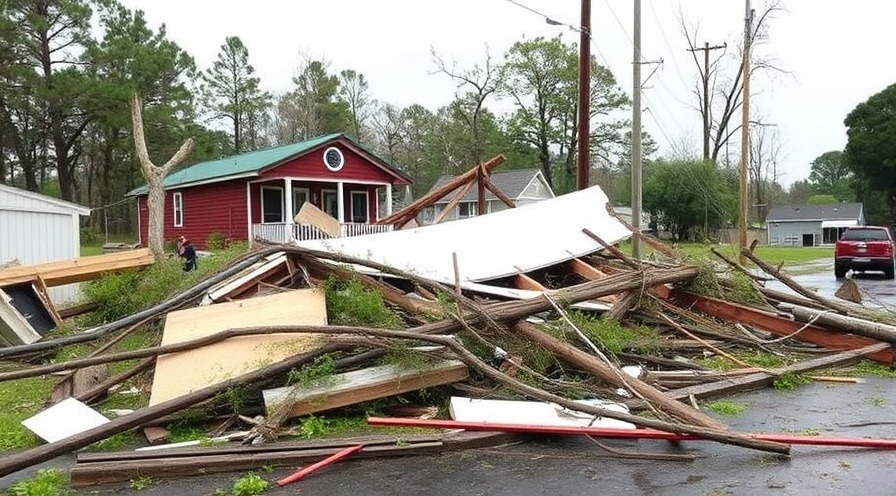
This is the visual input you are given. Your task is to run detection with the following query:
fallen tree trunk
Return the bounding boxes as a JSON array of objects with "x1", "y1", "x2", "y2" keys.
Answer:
[
  {"x1": 513, "y1": 321, "x2": 727, "y2": 430},
  {"x1": 787, "y1": 304, "x2": 896, "y2": 344}
]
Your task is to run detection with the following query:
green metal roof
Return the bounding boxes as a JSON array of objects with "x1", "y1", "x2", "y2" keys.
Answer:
[{"x1": 128, "y1": 133, "x2": 408, "y2": 196}]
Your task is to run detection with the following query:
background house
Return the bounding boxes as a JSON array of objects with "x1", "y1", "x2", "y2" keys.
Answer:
[
  {"x1": 766, "y1": 203, "x2": 864, "y2": 246},
  {"x1": 128, "y1": 133, "x2": 412, "y2": 248},
  {"x1": 0, "y1": 184, "x2": 91, "y2": 304},
  {"x1": 421, "y1": 168, "x2": 554, "y2": 224}
]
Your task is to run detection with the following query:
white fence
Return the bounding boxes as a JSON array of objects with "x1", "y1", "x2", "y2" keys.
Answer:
[{"x1": 251, "y1": 222, "x2": 393, "y2": 244}]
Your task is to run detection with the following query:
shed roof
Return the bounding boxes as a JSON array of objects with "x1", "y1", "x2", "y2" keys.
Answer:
[
  {"x1": 429, "y1": 168, "x2": 548, "y2": 204},
  {"x1": 0, "y1": 183, "x2": 91, "y2": 216},
  {"x1": 765, "y1": 203, "x2": 863, "y2": 222},
  {"x1": 127, "y1": 133, "x2": 411, "y2": 196}
]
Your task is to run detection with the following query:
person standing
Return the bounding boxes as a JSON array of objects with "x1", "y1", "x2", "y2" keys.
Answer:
[{"x1": 177, "y1": 236, "x2": 197, "y2": 272}]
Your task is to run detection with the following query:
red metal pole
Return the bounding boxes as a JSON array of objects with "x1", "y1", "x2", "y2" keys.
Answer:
[
  {"x1": 368, "y1": 417, "x2": 896, "y2": 450},
  {"x1": 276, "y1": 443, "x2": 364, "y2": 487}
]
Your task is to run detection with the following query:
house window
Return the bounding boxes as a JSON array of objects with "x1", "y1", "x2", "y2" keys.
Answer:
[
  {"x1": 322, "y1": 189, "x2": 338, "y2": 218},
  {"x1": 292, "y1": 187, "x2": 310, "y2": 218},
  {"x1": 172, "y1": 192, "x2": 183, "y2": 227},
  {"x1": 261, "y1": 186, "x2": 284, "y2": 223},
  {"x1": 323, "y1": 147, "x2": 344, "y2": 172},
  {"x1": 458, "y1": 202, "x2": 478, "y2": 219},
  {"x1": 350, "y1": 191, "x2": 368, "y2": 223}
]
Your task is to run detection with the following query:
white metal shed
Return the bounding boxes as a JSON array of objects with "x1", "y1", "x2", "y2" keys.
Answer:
[{"x1": 0, "y1": 184, "x2": 91, "y2": 304}]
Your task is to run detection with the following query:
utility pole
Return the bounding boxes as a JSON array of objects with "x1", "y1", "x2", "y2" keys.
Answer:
[
  {"x1": 577, "y1": 0, "x2": 591, "y2": 190},
  {"x1": 738, "y1": 0, "x2": 753, "y2": 263},
  {"x1": 631, "y1": 0, "x2": 642, "y2": 258},
  {"x1": 687, "y1": 42, "x2": 726, "y2": 161}
]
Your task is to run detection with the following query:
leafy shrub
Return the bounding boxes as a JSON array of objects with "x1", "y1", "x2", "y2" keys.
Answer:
[
  {"x1": 8, "y1": 468, "x2": 69, "y2": 496},
  {"x1": 79, "y1": 227, "x2": 102, "y2": 246},
  {"x1": 206, "y1": 231, "x2": 226, "y2": 250},
  {"x1": 322, "y1": 276, "x2": 403, "y2": 328},
  {"x1": 232, "y1": 472, "x2": 269, "y2": 496}
]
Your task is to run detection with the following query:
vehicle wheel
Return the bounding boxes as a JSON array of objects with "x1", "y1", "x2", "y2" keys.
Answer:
[
  {"x1": 886, "y1": 260, "x2": 895, "y2": 280},
  {"x1": 835, "y1": 264, "x2": 847, "y2": 279}
]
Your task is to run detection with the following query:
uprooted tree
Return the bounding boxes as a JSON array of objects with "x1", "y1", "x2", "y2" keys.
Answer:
[{"x1": 129, "y1": 94, "x2": 195, "y2": 256}]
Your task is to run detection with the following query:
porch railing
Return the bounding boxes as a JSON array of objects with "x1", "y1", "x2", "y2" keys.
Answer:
[{"x1": 251, "y1": 222, "x2": 394, "y2": 244}]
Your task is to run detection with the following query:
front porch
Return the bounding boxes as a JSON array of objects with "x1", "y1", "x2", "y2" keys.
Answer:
[{"x1": 249, "y1": 177, "x2": 396, "y2": 243}]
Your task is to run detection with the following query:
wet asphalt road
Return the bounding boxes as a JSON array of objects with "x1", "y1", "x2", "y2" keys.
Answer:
[{"x1": 3, "y1": 258, "x2": 896, "y2": 495}]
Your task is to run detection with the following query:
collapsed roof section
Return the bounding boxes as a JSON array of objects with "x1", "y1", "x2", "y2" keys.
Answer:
[{"x1": 297, "y1": 185, "x2": 631, "y2": 286}]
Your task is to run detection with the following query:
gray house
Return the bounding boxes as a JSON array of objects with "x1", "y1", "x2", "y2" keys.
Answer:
[
  {"x1": 766, "y1": 203, "x2": 864, "y2": 246},
  {"x1": 421, "y1": 168, "x2": 554, "y2": 224}
]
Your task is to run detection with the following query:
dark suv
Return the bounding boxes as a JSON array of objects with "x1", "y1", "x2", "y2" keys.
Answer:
[{"x1": 834, "y1": 226, "x2": 896, "y2": 279}]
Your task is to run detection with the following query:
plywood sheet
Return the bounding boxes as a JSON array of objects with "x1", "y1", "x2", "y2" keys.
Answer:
[
  {"x1": 22, "y1": 397, "x2": 109, "y2": 443},
  {"x1": 295, "y1": 202, "x2": 340, "y2": 238},
  {"x1": 148, "y1": 289, "x2": 327, "y2": 406},
  {"x1": 298, "y1": 185, "x2": 630, "y2": 285}
]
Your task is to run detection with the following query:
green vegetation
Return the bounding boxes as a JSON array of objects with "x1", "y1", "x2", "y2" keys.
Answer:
[
  {"x1": 287, "y1": 354, "x2": 337, "y2": 388},
  {"x1": 567, "y1": 311, "x2": 660, "y2": 355},
  {"x1": 620, "y1": 241, "x2": 833, "y2": 267},
  {"x1": 231, "y1": 472, "x2": 269, "y2": 496},
  {"x1": 379, "y1": 345, "x2": 431, "y2": 370},
  {"x1": 128, "y1": 476, "x2": 154, "y2": 491},
  {"x1": 704, "y1": 400, "x2": 748, "y2": 416},
  {"x1": 0, "y1": 377, "x2": 54, "y2": 451},
  {"x1": 7, "y1": 468, "x2": 69, "y2": 496},
  {"x1": 772, "y1": 373, "x2": 812, "y2": 391},
  {"x1": 840, "y1": 360, "x2": 896, "y2": 379},
  {"x1": 322, "y1": 276, "x2": 403, "y2": 328}
]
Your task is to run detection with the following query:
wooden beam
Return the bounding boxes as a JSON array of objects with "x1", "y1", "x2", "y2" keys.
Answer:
[
  {"x1": 432, "y1": 180, "x2": 475, "y2": 225},
  {"x1": 668, "y1": 289, "x2": 894, "y2": 363},
  {"x1": 513, "y1": 273, "x2": 546, "y2": 292},
  {"x1": 263, "y1": 361, "x2": 468, "y2": 420},
  {"x1": 0, "y1": 249, "x2": 155, "y2": 287},
  {"x1": 376, "y1": 155, "x2": 505, "y2": 228},
  {"x1": 481, "y1": 176, "x2": 516, "y2": 209}
]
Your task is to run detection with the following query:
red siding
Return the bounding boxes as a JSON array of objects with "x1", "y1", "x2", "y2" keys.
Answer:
[
  {"x1": 137, "y1": 179, "x2": 248, "y2": 250},
  {"x1": 260, "y1": 143, "x2": 398, "y2": 183}
]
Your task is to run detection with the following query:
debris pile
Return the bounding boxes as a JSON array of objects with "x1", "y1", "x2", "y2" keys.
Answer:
[{"x1": 0, "y1": 186, "x2": 894, "y2": 489}]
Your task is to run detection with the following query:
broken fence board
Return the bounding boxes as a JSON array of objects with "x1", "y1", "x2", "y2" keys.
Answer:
[
  {"x1": 200, "y1": 252, "x2": 290, "y2": 305},
  {"x1": 149, "y1": 289, "x2": 327, "y2": 406},
  {"x1": 263, "y1": 360, "x2": 468, "y2": 420}
]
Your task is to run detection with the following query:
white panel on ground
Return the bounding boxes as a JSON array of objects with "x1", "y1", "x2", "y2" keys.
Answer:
[
  {"x1": 449, "y1": 396, "x2": 635, "y2": 430},
  {"x1": 297, "y1": 185, "x2": 630, "y2": 285},
  {"x1": 21, "y1": 397, "x2": 109, "y2": 443}
]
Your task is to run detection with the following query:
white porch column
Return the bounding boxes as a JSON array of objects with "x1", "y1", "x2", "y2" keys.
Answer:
[
  {"x1": 284, "y1": 178, "x2": 294, "y2": 242},
  {"x1": 336, "y1": 181, "x2": 345, "y2": 223},
  {"x1": 385, "y1": 183, "x2": 393, "y2": 217}
]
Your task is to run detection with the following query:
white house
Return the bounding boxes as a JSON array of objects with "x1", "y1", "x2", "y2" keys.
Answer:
[
  {"x1": 0, "y1": 184, "x2": 91, "y2": 304},
  {"x1": 422, "y1": 168, "x2": 555, "y2": 224}
]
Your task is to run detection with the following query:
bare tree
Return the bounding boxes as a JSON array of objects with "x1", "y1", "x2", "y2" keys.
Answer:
[
  {"x1": 129, "y1": 95, "x2": 194, "y2": 256},
  {"x1": 748, "y1": 121, "x2": 784, "y2": 222},
  {"x1": 681, "y1": 0, "x2": 787, "y2": 164}
]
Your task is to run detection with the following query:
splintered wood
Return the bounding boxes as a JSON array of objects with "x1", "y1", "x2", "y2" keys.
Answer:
[{"x1": 148, "y1": 289, "x2": 326, "y2": 406}]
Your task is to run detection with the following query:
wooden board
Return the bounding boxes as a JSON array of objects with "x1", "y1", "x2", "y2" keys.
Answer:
[
  {"x1": 148, "y1": 289, "x2": 326, "y2": 406},
  {"x1": 449, "y1": 396, "x2": 634, "y2": 430},
  {"x1": 0, "y1": 249, "x2": 155, "y2": 287},
  {"x1": 263, "y1": 360, "x2": 468, "y2": 420},
  {"x1": 295, "y1": 201, "x2": 340, "y2": 238}
]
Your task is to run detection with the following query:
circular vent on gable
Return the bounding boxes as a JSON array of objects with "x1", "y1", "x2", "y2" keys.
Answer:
[{"x1": 323, "y1": 147, "x2": 344, "y2": 172}]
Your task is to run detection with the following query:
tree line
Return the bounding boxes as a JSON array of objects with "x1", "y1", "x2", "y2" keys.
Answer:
[{"x1": 1, "y1": 0, "x2": 891, "y2": 242}]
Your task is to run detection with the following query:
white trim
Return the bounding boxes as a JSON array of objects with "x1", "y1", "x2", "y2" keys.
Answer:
[
  {"x1": 0, "y1": 183, "x2": 91, "y2": 215},
  {"x1": 247, "y1": 176, "x2": 391, "y2": 187},
  {"x1": 245, "y1": 182, "x2": 252, "y2": 242},
  {"x1": 350, "y1": 190, "x2": 369, "y2": 223},
  {"x1": 260, "y1": 185, "x2": 285, "y2": 223},
  {"x1": 531, "y1": 170, "x2": 556, "y2": 198},
  {"x1": 172, "y1": 192, "x2": 183, "y2": 227},
  {"x1": 284, "y1": 178, "x2": 293, "y2": 227},
  {"x1": 323, "y1": 147, "x2": 345, "y2": 172},
  {"x1": 385, "y1": 183, "x2": 393, "y2": 216},
  {"x1": 821, "y1": 220, "x2": 859, "y2": 228},
  {"x1": 336, "y1": 182, "x2": 345, "y2": 223}
]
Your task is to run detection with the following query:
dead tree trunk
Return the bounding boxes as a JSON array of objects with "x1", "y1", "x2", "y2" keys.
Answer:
[{"x1": 129, "y1": 95, "x2": 195, "y2": 256}]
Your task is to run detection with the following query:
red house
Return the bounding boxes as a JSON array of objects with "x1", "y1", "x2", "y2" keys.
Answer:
[{"x1": 128, "y1": 133, "x2": 412, "y2": 249}]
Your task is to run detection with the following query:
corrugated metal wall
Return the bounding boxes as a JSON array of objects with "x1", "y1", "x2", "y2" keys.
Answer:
[{"x1": 0, "y1": 188, "x2": 82, "y2": 304}]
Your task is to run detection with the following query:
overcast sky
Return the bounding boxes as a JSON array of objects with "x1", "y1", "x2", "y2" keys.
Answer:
[{"x1": 118, "y1": 0, "x2": 896, "y2": 186}]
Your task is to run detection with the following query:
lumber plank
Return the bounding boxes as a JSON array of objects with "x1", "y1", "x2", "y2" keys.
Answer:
[
  {"x1": 669, "y1": 288, "x2": 895, "y2": 363},
  {"x1": 263, "y1": 360, "x2": 468, "y2": 420},
  {"x1": 0, "y1": 249, "x2": 154, "y2": 287},
  {"x1": 149, "y1": 289, "x2": 327, "y2": 406},
  {"x1": 294, "y1": 202, "x2": 340, "y2": 238}
]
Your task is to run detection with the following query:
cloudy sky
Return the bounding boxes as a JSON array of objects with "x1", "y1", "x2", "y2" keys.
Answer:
[{"x1": 118, "y1": 0, "x2": 896, "y2": 186}]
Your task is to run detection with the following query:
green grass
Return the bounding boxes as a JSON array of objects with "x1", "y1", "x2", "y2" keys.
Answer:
[
  {"x1": 7, "y1": 468, "x2": 69, "y2": 496},
  {"x1": 0, "y1": 377, "x2": 54, "y2": 450},
  {"x1": 620, "y1": 240, "x2": 832, "y2": 266},
  {"x1": 704, "y1": 400, "x2": 748, "y2": 416}
]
